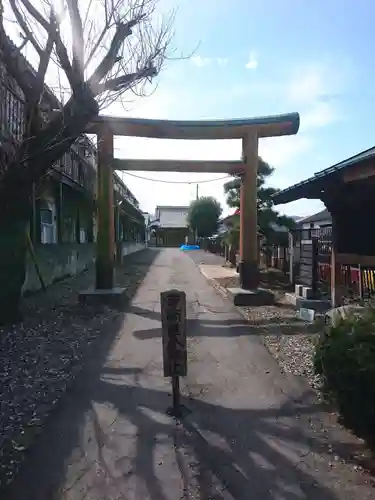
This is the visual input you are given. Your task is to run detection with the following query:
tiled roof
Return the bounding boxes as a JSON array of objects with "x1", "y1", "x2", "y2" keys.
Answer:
[{"x1": 273, "y1": 146, "x2": 375, "y2": 205}]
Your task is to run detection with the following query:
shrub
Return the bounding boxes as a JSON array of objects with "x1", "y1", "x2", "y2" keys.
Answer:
[{"x1": 314, "y1": 308, "x2": 375, "y2": 441}]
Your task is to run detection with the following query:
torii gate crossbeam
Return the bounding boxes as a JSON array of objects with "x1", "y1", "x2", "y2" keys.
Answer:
[{"x1": 84, "y1": 112, "x2": 300, "y2": 300}]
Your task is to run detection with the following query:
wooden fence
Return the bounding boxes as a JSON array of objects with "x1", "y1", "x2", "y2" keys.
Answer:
[{"x1": 292, "y1": 226, "x2": 375, "y2": 299}]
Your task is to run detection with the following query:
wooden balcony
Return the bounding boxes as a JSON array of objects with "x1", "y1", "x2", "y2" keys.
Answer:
[
  {"x1": 0, "y1": 77, "x2": 25, "y2": 142},
  {"x1": 0, "y1": 78, "x2": 140, "y2": 213}
]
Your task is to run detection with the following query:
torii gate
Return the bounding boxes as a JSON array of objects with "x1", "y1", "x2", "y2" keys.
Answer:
[{"x1": 84, "y1": 112, "x2": 299, "y2": 302}]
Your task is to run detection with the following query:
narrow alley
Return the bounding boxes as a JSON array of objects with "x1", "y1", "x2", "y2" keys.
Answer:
[{"x1": 5, "y1": 249, "x2": 374, "y2": 500}]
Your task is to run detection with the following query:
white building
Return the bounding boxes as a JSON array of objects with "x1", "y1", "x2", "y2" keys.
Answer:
[{"x1": 148, "y1": 206, "x2": 193, "y2": 247}]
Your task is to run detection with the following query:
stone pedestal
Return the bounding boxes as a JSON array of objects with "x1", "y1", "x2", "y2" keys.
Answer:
[
  {"x1": 227, "y1": 287, "x2": 275, "y2": 307},
  {"x1": 79, "y1": 287, "x2": 128, "y2": 309}
]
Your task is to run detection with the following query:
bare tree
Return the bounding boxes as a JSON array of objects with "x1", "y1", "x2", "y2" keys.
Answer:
[{"x1": 0, "y1": 0, "x2": 174, "y2": 324}]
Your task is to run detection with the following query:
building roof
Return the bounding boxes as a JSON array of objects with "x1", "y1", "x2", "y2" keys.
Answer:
[
  {"x1": 273, "y1": 146, "x2": 375, "y2": 205},
  {"x1": 156, "y1": 205, "x2": 189, "y2": 210},
  {"x1": 297, "y1": 209, "x2": 331, "y2": 225}
]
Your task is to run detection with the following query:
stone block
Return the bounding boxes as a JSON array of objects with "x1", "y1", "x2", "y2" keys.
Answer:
[
  {"x1": 302, "y1": 287, "x2": 314, "y2": 299},
  {"x1": 79, "y1": 287, "x2": 129, "y2": 309},
  {"x1": 295, "y1": 284, "x2": 303, "y2": 297},
  {"x1": 325, "y1": 305, "x2": 365, "y2": 326},
  {"x1": 284, "y1": 293, "x2": 331, "y2": 313},
  {"x1": 227, "y1": 287, "x2": 275, "y2": 307}
]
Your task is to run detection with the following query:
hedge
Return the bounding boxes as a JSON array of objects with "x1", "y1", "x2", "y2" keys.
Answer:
[{"x1": 314, "y1": 308, "x2": 375, "y2": 441}]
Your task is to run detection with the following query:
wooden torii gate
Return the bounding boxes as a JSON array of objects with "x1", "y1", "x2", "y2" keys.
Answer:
[{"x1": 84, "y1": 113, "x2": 299, "y2": 301}]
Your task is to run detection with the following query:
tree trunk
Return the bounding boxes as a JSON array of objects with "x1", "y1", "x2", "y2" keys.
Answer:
[
  {"x1": 0, "y1": 91, "x2": 98, "y2": 325},
  {"x1": 0, "y1": 214, "x2": 29, "y2": 325}
]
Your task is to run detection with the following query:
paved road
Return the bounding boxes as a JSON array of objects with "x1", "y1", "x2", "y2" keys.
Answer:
[{"x1": 5, "y1": 248, "x2": 374, "y2": 499}]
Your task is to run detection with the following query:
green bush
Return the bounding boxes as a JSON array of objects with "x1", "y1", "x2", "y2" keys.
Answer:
[{"x1": 314, "y1": 308, "x2": 375, "y2": 441}]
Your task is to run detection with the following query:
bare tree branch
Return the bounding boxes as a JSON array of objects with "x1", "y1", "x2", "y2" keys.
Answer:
[
  {"x1": 18, "y1": 0, "x2": 50, "y2": 30},
  {"x1": 66, "y1": 0, "x2": 84, "y2": 79},
  {"x1": 35, "y1": 13, "x2": 56, "y2": 98},
  {"x1": 1, "y1": 0, "x2": 177, "y2": 193},
  {"x1": 88, "y1": 16, "x2": 145, "y2": 93},
  {"x1": 9, "y1": 0, "x2": 42, "y2": 55},
  {"x1": 94, "y1": 64, "x2": 156, "y2": 94},
  {"x1": 18, "y1": 0, "x2": 83, "y2": 92}
]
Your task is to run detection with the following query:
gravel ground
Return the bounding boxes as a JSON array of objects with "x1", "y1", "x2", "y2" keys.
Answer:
[{"x1": 0, "y1": 249, "x2": 158, "y2": 491}]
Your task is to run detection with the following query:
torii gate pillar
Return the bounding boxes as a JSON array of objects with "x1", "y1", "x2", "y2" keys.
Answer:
[
  {"x1": 95, "y1": 125, "x2": 115, "y2": 289},
  {"x1": 239, "y1": 133, "x2": 259, "y2": 289},
  {"x1": 80, "y1": 112, "x2": 299, "y2": 305}
]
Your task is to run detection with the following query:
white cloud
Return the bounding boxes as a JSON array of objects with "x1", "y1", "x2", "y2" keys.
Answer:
[
  {"x1": 245, "y1": 51, "x2": 258, "y2": 70},
  {"x1": 259, "y1": 135, "x2": 312, "y2": 170},
  {"x1": 287, "y1": 66, "x2": 327, "y2": 104},
  {"x1": 190, "y1": 56, "x2": 228, "y2": 68},
  {"x1": 285, "y1": 62, "x2": 344, "y2": 131},
  {"x1": 216, "y1": 58, "x2": 228, "y2": 67},
  {"x1": 107, "y1": 60, "x2": 346, "y2": 215},
  {"x1": 302, "y1": 101, "x2": 340, "y2": 130},
  {"x1": 191, "y1": 56, "x2": 212, "y2": 68}
]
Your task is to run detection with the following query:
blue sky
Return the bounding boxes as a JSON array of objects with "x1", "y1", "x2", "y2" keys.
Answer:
[
  {"x1": 5, "y1": 0, "x2": 375, "y2": 217},
  {"x1": 114, "y1": 0, "x2": 375, "y2": 217}
]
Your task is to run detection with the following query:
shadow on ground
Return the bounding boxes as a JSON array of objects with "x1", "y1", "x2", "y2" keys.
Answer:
[
  {"x1": 1, "y1": 248, "x2": 160, "y2": 498},
  {"x1": 131, "y1": 305, "x2": 320, "y2": 339},
  {"x1": 4, "y1": 288, "x2": 372, "y2": 499},
  {"x1": 5, "y1": 368, "x2": 367, "y2": 500}
]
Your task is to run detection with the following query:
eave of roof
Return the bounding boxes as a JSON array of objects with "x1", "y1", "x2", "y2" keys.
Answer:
[
  {"x1": 273, "y1": 146, "x2": 375, "y2": 205},
  {"x1": 297, "y1": 209, "x2": 331, "y2": 224}
]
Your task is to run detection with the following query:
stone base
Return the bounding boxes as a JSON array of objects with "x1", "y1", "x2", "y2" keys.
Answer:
[
  {"x1": 237, "y1": 261, "x2": 259, "y2": 290},
  {"x1": 227, "y1": 287, "x2": 275, "y2": 307},
  {"x1": 79, "y1": 287, "x2": 128, "y2": 308},
  {"x1": 325, "y1": 305, "x2": 365, "y2": 326},
  {"x1": 285, "y1": 293, "x2": 331, "y2": 313}
]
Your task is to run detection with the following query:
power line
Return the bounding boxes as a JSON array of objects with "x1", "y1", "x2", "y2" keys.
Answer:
[{"x1": 120, "y1": 171, "x2": 232, "y2": 184}]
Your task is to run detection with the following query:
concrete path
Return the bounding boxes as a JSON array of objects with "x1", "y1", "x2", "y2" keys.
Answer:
[
  {"x1": 199, "y1": 264, "x2": 237, "y2": 280},
  {"x1": 5, "y1": 248, "x2": 374, "y2": 499}
]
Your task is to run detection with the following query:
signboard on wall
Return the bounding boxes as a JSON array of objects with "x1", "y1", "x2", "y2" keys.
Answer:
[{"x1": 299, "y1": 238, "x2": 318, "y2": 290}]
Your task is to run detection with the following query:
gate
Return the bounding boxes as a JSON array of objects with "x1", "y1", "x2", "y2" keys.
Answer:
[
  {"x1": 295, "y1": 224, "x2": 375, "y2": 300},
  {"x1": 298, "y1": 230, "x2": 318, "y2": 294},
  {"x1": 293, "y1": 227, "x2": 329, "y2": 295}
]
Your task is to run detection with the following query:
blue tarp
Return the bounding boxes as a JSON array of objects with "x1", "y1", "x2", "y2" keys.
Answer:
[{"x1": 180, "y1": 244, "x2": 200, "y2": 250}]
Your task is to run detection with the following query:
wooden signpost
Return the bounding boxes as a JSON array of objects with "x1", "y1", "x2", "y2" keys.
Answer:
[{"x1": 160, "y1": 289, "x2": 187, "y2": 417}]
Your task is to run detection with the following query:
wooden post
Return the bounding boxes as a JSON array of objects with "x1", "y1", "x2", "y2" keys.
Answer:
[
  {"x1": 358, "y1": 264, "x2": 363, "y2": 299},
  {"x1": 289, "y1": 231, "x2": 294, "y2": 284},
  {"x1": 330, "y1": 216, "x2": 342, "y2": 308},
  {"x1": 239, "y1": 133, "x2": 259, "y2": 289},
  {"x1": 76, "y1": 206, "x2": 80, "y2": 243},
  {"x1": 57, "y1": 181, "x2": 63, "y2": 243},
  {"x1": 96, "y1": 126, "x2": 115, "y2": 289},
  {"x1": 311, "y1": 237, "x2": 318, "y2": 297},
  {"x1": 31, "y1": 182, "x2": 38, "y2": 243},
  {"x1": 161, "y1": 289, "x2": 187, "y2": 417}
]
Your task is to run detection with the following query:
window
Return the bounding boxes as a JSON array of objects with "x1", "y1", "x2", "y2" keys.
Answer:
[
  {"x1": 0, "y1": 83, "x2": 24, "y2": 140},
  {"x1": 79, "y1": 228, "x2": 86, "y2": 243},
  {"x1": 40, "y1": 204, "x2": 57, "y2": 244},
  {"x1": 40, "y1": 208, "x2": 53, "y2": 225}
]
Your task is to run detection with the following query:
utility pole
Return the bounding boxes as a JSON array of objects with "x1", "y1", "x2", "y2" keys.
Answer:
[{"x1": 196, "y1": 183, "x2": 199, "y2": 200}]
